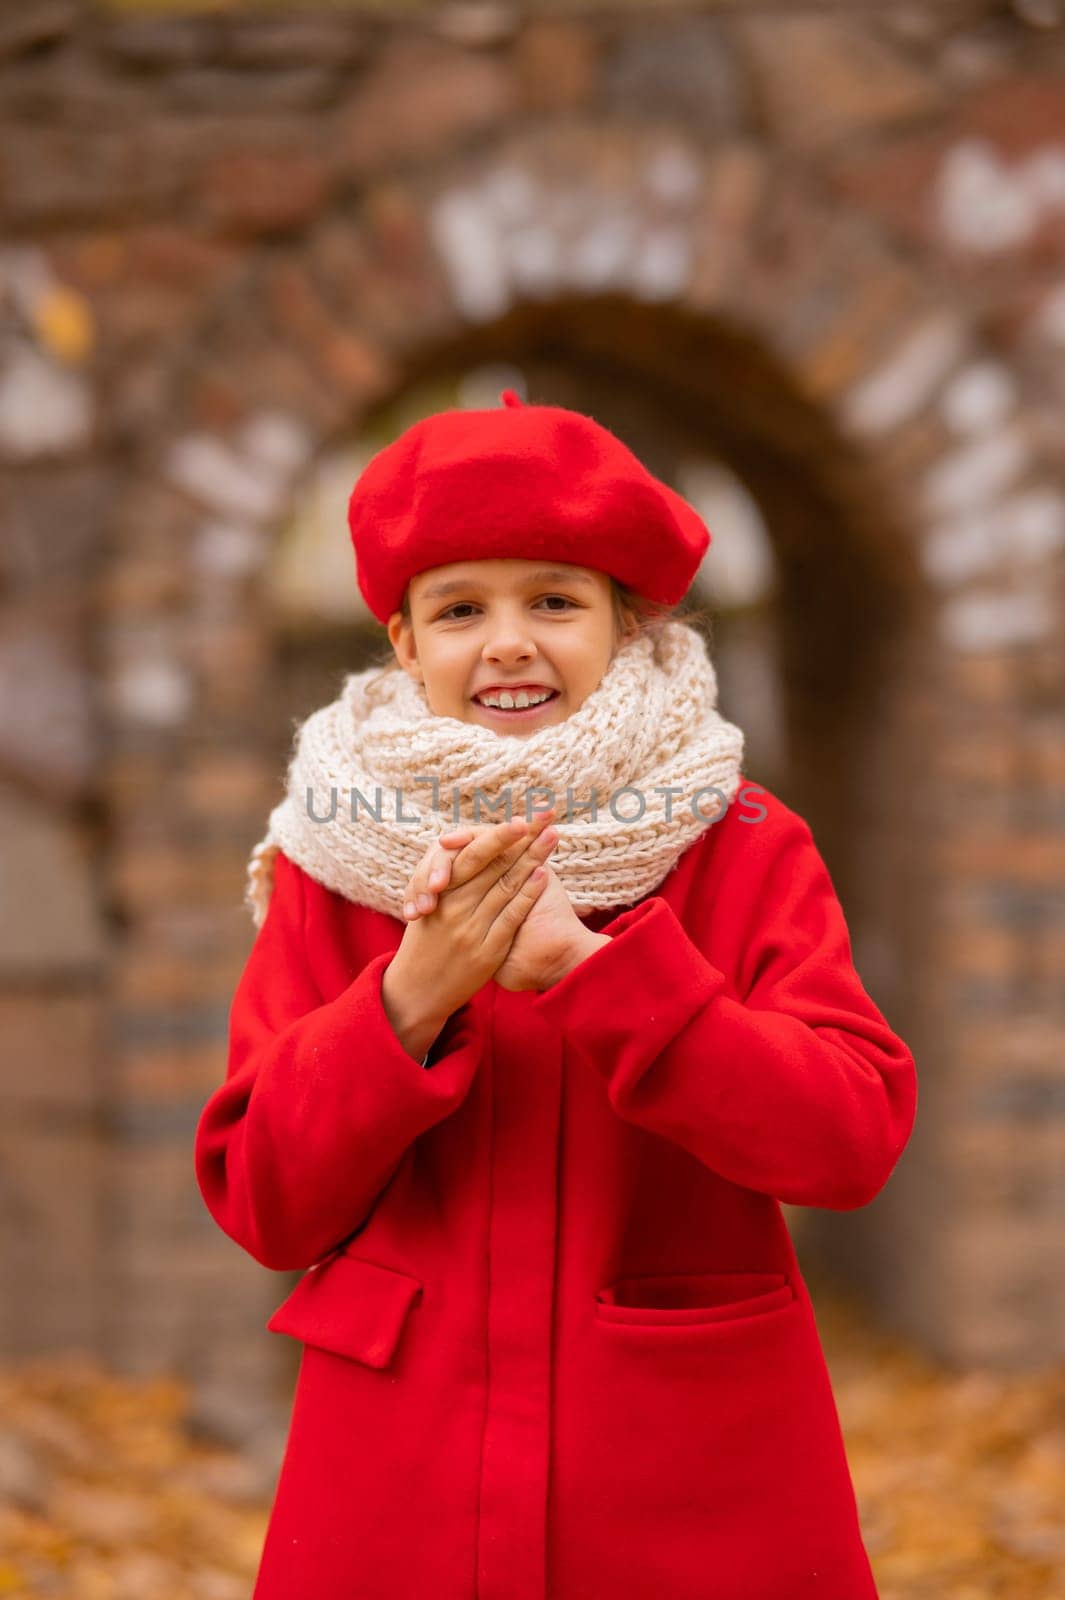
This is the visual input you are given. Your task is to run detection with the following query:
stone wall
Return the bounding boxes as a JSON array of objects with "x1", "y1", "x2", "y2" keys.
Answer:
[{"x1": 1, "y1": 1, "x2": 1062, "y2": 1423}]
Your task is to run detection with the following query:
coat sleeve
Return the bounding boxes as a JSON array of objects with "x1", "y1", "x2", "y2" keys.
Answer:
[
  {"x1": 531, "y1": 812, "x2": 917, "y2": 1211},
  {"x1": 194, "y1": 851, "x2": 484, "y2": 1271}
]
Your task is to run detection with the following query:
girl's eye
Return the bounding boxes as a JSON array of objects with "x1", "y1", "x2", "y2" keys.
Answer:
[{"x1": 437, "y1": 595, "x2": 576, "y2": 621}]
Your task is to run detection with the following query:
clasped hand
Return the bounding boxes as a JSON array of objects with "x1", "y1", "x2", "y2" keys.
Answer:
[{"x1": 399, "y1": 809, "x2": 593, "y2": 996}]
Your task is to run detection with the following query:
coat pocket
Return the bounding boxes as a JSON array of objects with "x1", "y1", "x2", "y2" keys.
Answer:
[
  {"x1": 558, "y1": 1271, "x2": 873, "y2": 1596},
  {"x1": 266, "y1": 1251, "x2": 424, "y2": 1370},
  {"x1": 595, "y1": 1268, "x2": 795, "y2": 1329}
]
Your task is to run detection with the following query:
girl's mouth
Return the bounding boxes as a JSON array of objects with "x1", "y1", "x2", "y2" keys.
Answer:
[{"x1": 471, "y1": 689, "x2": 561, "y2": 720}]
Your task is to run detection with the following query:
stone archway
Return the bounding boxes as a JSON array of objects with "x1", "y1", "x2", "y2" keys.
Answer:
[{"x1": 94, "y1": 112, "x2": 1063, "y2": 1406}]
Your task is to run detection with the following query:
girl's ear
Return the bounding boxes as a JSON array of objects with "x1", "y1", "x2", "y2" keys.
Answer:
[
  {"x1": 616, "y1": 605, "x2": 640, "y2": 647},
  {"x1": 386, "y1": 612, "x2": 423, "y2": 681}
]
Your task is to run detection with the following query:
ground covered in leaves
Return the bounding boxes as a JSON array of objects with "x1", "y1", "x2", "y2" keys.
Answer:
[{"x1": 0, "y1": 1285, "x2": 1062, "y2": 1599}]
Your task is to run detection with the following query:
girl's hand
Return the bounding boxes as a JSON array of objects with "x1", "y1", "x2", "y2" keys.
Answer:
[
  {"x1": 383, "y1": 814, "x2": 559, "y2": 1029},
  {"x1": 401, "y1": 809, "x2": 557, "y2": 921},
  {"x1": 401, "y1": 825, "x2": 481, "y2": 921},
  {"x1": 400, "y1": 810, "x2": 595, "y2": 993},
  {"x1": 492, "y1": 860, "x2": 594, "y2": 993}
]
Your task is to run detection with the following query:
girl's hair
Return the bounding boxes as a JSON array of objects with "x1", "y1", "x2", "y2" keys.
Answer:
[{"x1": 369, "y1": 576, "x2": 713, "y2": 668}]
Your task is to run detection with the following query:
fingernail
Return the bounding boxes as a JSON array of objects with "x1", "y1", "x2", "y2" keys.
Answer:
[
  {"x1": 429, "y1": 869, "x2": 446, "y2": 888},
  {"x1": 404, "y1": 901, "x2": 416, "y2": 919},
  {"x1": 417, "y1": 893, "x2": 433, "y2": 911}
]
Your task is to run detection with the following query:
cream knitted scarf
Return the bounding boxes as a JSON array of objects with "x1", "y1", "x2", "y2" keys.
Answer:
[{"x1": 245, "y1": 619, "x2": 745, "y2": 930}]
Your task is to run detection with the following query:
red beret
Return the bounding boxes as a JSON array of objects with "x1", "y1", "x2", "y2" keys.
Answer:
[{"x1": 348, "y1": 389, "x2": 710, "y2": 624}]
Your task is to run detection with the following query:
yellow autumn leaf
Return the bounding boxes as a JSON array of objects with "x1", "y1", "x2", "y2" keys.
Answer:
[{"x1": 33, "y1": 287, "x2": 94, "y2": 365}]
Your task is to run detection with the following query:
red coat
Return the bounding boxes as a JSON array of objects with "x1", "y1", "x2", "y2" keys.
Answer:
[{"x1": 194, "y1": 780, "x2": 917, "y2": 1600}]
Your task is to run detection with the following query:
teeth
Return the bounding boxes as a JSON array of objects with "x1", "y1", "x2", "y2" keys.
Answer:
[{"x1": 478, "y1": 689, "x2": 553, "y2": 709}]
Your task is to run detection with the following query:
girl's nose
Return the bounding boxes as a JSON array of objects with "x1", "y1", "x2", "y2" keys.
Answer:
[
  {"x1": 483, "y1": 628, "x2": 536, "y2": 662},
  {"x1": 485, "y1": 644, "x2": 535, "y2": 664}
]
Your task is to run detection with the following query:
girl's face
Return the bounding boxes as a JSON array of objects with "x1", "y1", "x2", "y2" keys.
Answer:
[{"x1": 387, "y1": 559, "x2": 633, "y2": 735}]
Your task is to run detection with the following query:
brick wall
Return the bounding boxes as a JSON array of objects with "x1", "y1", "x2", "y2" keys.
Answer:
[{"x1": 1, "y1": 3, "x2": 1062, "y2": 1421}]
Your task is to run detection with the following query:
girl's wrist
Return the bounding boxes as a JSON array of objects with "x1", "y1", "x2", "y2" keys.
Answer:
[
  {"x1": 381, "y1": 957, "x2": 453, "y2": 1063},
  {"x1": 538, "y1": 930, "x2": 611, "y2": 991}
]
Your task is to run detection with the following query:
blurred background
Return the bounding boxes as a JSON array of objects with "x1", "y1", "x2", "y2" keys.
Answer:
[{"x1": 1, "y1": 0, "x2": 1063, "y2": 1595}]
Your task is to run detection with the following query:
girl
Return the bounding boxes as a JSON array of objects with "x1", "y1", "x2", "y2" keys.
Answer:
[{"x1": 194, "y1": 390, "x2": 918, "y2": 1600}]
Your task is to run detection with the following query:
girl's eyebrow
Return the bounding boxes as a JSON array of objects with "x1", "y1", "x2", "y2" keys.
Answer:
[{"x1": 420, "y1": 568, "x2": 597, "y2": 600}]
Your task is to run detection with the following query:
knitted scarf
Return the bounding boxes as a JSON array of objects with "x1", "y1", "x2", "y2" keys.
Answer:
[{"x1": 245, "y1": 619, "x2": 745, "y2": 930}]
